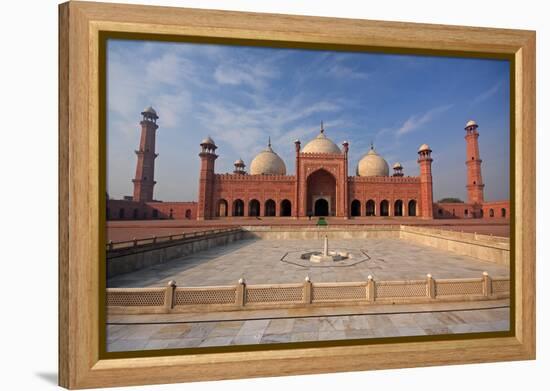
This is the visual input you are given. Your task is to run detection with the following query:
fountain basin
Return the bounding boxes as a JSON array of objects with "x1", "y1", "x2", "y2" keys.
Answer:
[{"x1": 302, "y1": 250, "x2": 350, "y2": 263}]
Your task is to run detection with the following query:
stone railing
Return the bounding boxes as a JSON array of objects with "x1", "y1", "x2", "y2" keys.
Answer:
[
  {"x1": 106, "y1": 227, "x2": 244, "y2": 278},
  {"x1": 107, "y1": 273, "x2": 510, "y2": 315},
  {"x1": 399, "y1": 225, "x2": 509, "y2": 265},
  {"x1": 106, "y1": 227, "x2": 241, "y2": 251},
  {"x1": 403, "y1": 225, "x2": 509, "y2": 244}
]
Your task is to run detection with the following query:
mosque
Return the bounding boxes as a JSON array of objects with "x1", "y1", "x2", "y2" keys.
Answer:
[{"x1": 106, "y1": 107, "x2": 509, "y2": 221}]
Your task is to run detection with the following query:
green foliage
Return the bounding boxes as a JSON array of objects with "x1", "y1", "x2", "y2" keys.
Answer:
[{"x1": 437, "y1": 197, "x2": 464, "y2": 203}]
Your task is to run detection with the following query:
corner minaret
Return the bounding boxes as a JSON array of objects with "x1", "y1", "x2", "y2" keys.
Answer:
[
  {"x1": 464, "y1": 120, "x2": 485, "y2": 204},
  {"x1": 417, "y1": 144, "x2": 434, "y2": 219},
  {"x1": 197, "y1": 136, "x2": 218, "y2": 220},
  {"x1": 132, "y1": 106, "x2": 159, "y2": 202},
  {"x1": 342, "y1": 140, "x2": 349, "y2": 219}
]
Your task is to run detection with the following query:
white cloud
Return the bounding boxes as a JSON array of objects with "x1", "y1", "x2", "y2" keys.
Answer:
[
  {"x1": 396, "y1": 104, "x2": 453, "y2": 136},
  {"x1": 326, "y1": 63, "x2": 369, "y2": 80},
  {"x1": 471, "y1": 81, "x2": 503, "y2": 104},
  {"x1": 213, "y1": 58, "x2": 278, "y2": 90}
]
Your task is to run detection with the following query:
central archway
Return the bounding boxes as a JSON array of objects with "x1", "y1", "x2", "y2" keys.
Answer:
[
  {"x1": 314, "y1": 199, "x2": 329, "y2": 216},
  {"x1": 306, "y1": 169, "x2": 336, "y2": 217}
]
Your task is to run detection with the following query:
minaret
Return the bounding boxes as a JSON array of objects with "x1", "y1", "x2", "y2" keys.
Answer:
[
  {"x1": 132, "y1": 106, "x2": 159, "y2": 202},
  {"x1": 233, "y1": 158, "x2": 246, "y2": 174},
  {"x1": 392, "y1": 162, "x2": 404, "y2": 177},
  {"x1": 197, "y1": 136, "x2": 218, "y2": 220},
  {"x1": 294, "y1": 139, "x2": 301, "y2": 219},
  {"x1": 342, "y1": 140, "x2": 349, "y2": 219},
  {"x1": 417, "y1": 144, "x2": 434, "y2": 219},
  {"x1": 464, "y1": 120, "x2": 485, "y2": 204}
]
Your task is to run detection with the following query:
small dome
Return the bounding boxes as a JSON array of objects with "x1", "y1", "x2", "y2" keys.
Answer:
[
  {"x1": 234, "y1": 158, "x2": 245, "y2": 166},
  {"x1": 201, "y1": 136, "x2": 216, "y2": 146},
  {"x1": 142, "y1": 106, "x2": 157, "y2": 115},
  {"x1": 302, "y1": 127, "x2": 341, "y2": 154},
  {"x1": 418, "y1": 143, "x2": 431, "y2": 152},
  {"x1": 357, "y1": 146, "x2": 389, "y2": 177},
  {"x1": 465, "y1": 120, "x2": 478, "y2": 128},
  {"x1": 249, "y1": 142, "x2": 286, "y2": 175},
  {"x1": 393, "y1": 162, "x2": 403, "y2": 169}
]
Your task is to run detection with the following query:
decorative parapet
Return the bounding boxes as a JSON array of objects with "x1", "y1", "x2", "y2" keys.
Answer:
[
  {"x1": 299, "y1": 152, "x2": 344, "y2": 158},
  {"x1": 349, "y1": 176, "x2": 421, "y2": 183},
  {"x1": 107, "y1": 273, "x2": 510, "y2": 315},
  {"x1": 215, "y1": 173, "x2": 296, "y2": 182}
]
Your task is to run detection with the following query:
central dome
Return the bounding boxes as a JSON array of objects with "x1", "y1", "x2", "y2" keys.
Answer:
[
  {"x1": 357, "y1": 145, "x2": 389, "y2": 177},
  {"x1": 302, "y1": 126, "x2": 341, "y2": 154},
  {"x1": 249, "y1": 140, "x2": 286, "y2": 175}
]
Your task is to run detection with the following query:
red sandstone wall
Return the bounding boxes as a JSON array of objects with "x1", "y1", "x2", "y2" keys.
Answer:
[
  {"x1": 433, "y1": 202, "x2": 474, "y2": 219},
  {"x1": 212, "y1": 174, "x2": 296, "y2": 217},
  {"x1": 107, "y1": 199, "x2": 197, "y2": 220},
  {"x1": 481, "y1": 200, "x2": 510, "y2": 219},
  {"x1": 434, "y1": 201, "x2": 509, "y2": 219},
  {"x1": 348, "y1": 177, "x2": 422, "y2": 216}
]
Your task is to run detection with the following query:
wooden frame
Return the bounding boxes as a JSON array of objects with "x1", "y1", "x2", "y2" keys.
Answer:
[{"x1": 59, "y1": 1, "x2": 536, "y2": 389}]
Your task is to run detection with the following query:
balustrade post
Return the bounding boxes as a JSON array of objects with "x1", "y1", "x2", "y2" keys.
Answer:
[
  {"x1": 237, "y1": 278, "x2": 246, "y2": 307},
  {"x1": 303, "y1": 276, "x2": 312, "y2": 304},
  {"x1": 132, "y1": 237, "x2": 137, "y2": 247},
  {"x1": 367, "y1": 275, "x2": 375, "y2": 302},
  {"x1": 426, "y1": 274, "x2": 435, "y2": 299},
  {"x1": 165, "y1": 280, "x2": 176, "y2": 312},
  {"x1": 482, "y1": 271, "x2": 492, "y2": 297}
]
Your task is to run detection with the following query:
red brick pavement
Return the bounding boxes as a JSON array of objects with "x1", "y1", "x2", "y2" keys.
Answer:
[{"x1": 106, "y1": 217, "x2": 509, "y2": 242}]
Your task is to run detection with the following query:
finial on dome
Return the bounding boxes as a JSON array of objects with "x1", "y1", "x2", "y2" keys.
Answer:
[
  {"x1": 370, "y1": 141, "x2": 374, "y2": 150},
  {"x1": 320, "y1": 121, "x2": 324, "y2": 134},
  {"x1": 268, "y1": 136, "x2": 271, "y2": 148}
]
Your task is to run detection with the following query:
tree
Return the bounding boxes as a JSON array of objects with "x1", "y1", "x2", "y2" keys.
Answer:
[{"x1": 437, "y1": 197, "x2": 464, "y2": 203}]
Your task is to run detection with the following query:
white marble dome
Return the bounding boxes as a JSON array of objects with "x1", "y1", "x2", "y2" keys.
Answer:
[
  {"x1": 142, "y1": 106, "x2": 157, "y2": 115},
  {"x1": 201, "y1": 136, "x2": 216, "y2": 145},
  {"x1": 357, "y1": 146, "x2": 389, "y2": 177},
  {"x1": 465, "y1": 119, "x2": 478, "y2": 128},
  {"x1": 302, "y1": 129, "x2": 341, "y2": 154},
  {"x1": 418, "y1": 143, "x2": 431, "y2": 152},
  {"x1": 249, "y1": 142, "x2": 286, "y2": 175}
]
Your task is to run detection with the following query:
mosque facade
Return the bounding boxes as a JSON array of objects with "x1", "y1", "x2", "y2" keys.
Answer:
[{"x1": 106, "y1": 108, "x2": 510, "y2": 221}]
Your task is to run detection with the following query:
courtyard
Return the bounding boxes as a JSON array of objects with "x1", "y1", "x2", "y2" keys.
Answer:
[{"x1": 107, "y1": 237, "x2": 509, "y2": 288}]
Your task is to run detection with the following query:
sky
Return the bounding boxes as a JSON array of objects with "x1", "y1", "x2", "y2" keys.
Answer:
[{"x1": 106, "y1": 39, "x2": 510, "y2": 202}]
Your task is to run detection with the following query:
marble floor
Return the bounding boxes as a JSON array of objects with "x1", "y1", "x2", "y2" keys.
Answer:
[
  {"x1": 106, "y1": 301, "x2": 510, "y2": 352},
  {"x1": 108, "y1": 238, "x2": 509, "y2": 288}
]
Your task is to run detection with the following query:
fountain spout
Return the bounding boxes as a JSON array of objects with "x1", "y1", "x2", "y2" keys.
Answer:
[{"x1": 323, "y1": 235, "x2": 329, "y2": 256}]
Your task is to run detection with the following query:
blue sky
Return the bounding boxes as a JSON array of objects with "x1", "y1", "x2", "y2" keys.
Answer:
[{"x1": 106, "y1": 39, "x2": 510, "y2": 202}]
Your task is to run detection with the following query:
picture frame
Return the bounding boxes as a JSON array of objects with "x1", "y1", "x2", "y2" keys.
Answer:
[{"x1": 58, "y1": 1, "x2": 536, "y2": 389}]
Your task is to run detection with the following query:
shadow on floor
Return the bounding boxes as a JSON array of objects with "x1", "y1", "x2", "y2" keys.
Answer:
[{"x1": 35, "y1": 372, "x2": 57, "y2": 385}]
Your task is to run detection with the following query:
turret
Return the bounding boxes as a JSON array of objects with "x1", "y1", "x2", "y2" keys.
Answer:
[
  {"x1": 392, "y1": 162, "x2": 404, "y2": 177},
  {"x1": 233, "y1": 158, "x2": 246, "y2": 175}
]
